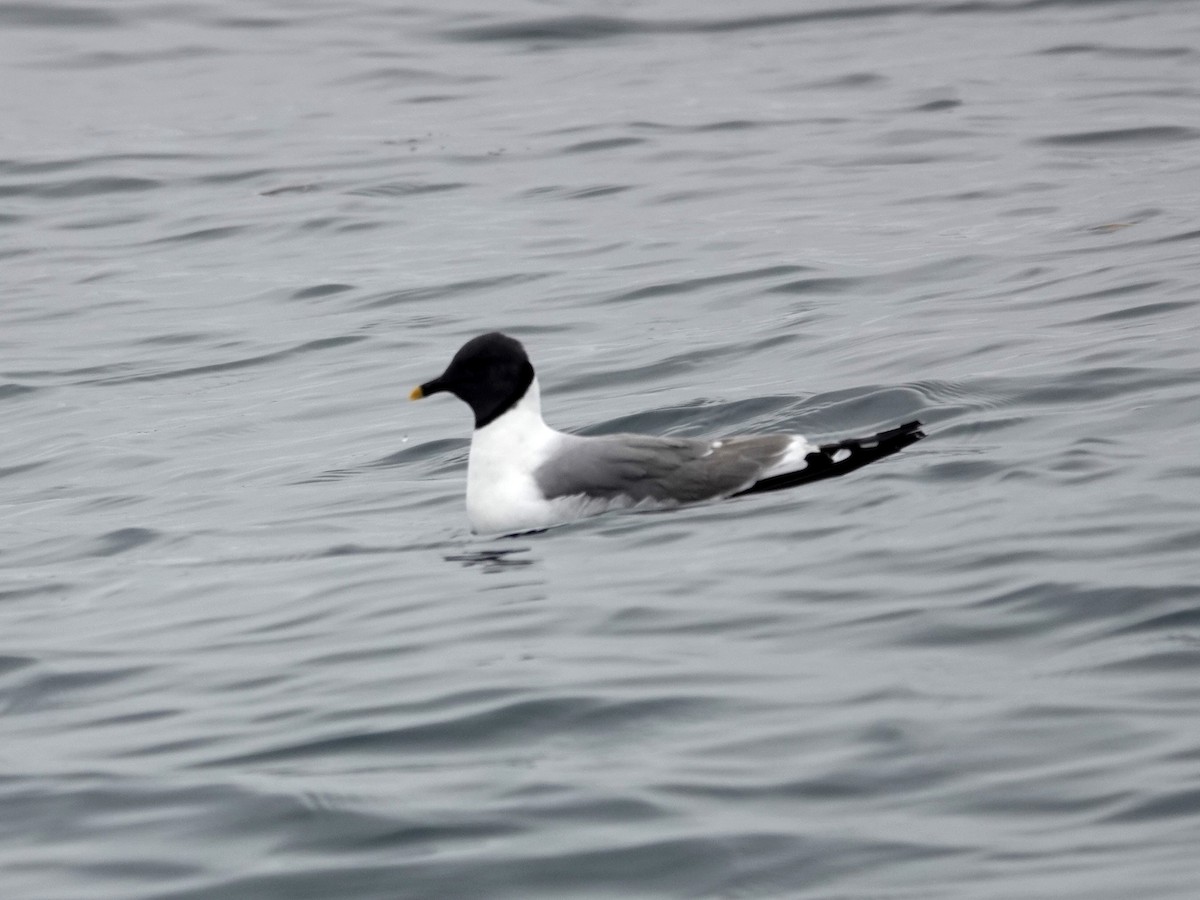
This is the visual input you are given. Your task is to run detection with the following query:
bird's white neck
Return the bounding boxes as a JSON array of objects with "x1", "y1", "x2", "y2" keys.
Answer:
[
  {"x1": 491, "y1": 375, "x2": 543, "y2": 428},
  {"x1": 466, "y1": 377, "x2": 564, "y2": 533},
  {"x1": 473, "y1": 376, "x2": 558, "y2": 446}
]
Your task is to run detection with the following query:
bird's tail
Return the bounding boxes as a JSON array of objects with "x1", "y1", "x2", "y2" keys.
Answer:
[{"x1": 734, "y1": 420, "x2": 925, "y2": 496}]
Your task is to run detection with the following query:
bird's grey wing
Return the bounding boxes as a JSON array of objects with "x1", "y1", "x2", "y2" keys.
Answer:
[{"x1": 535, "y1": 433, "x2": 794, "y2": 505}]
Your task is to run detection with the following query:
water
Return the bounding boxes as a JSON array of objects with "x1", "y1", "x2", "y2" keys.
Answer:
[{"x1": 4, "y1": 1, "x2": 1200, "y2": 897}]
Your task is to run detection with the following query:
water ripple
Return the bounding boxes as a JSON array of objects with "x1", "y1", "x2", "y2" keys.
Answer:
[{"x1": 5, "y1": 0, "x2": 1200, "y2": 897}]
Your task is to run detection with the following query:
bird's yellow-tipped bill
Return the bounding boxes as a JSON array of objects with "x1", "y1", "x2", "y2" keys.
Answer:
[{"x1": 409, "y1": 386, "x2": 424, "y2": 401}]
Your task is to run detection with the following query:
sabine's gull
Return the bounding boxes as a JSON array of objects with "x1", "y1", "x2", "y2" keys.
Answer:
[{"x1": 411, "y1": 332, "x2": 924, "y2": 535}]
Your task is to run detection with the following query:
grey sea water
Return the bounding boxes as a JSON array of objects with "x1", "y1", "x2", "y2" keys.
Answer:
[{"x1": 4, "y1": 1, "x2": 1200, "y2": 897}]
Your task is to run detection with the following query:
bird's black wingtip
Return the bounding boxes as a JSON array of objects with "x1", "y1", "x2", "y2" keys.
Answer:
[
  {"x1": 733, "y1": 418, "x2": 926, "y2": 496},
  {"x1": 870, "y1": 419, "x2": 926, "y2": 450}
]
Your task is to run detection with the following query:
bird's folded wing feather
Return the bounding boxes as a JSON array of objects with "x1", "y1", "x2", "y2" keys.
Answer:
[{"x1": 535, "y1": 433, "x2": 794, "y2": 504}]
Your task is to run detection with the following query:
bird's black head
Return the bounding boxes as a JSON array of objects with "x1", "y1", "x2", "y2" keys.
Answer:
[{"x1": 411, "y1": 332, "x2": 535, "y2": 429}]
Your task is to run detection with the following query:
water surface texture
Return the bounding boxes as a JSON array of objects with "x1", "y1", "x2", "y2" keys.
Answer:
[{"x1": 4, "y1": 1, "x2": 1200, "y2": 898}]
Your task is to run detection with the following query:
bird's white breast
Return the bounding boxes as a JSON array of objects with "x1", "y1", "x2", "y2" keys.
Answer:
[{"x1": 465, "y1": 380, "x2": 568, "y2": 534}]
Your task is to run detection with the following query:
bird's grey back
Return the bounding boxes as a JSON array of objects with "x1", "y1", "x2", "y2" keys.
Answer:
[{"x1": 534, "y1": 432, "x2": 793, "y2": 505}]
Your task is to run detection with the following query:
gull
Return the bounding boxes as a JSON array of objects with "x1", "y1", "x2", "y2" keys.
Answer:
[{"x1": 411, "y1": 332, "x2": 923, "y2": 534}]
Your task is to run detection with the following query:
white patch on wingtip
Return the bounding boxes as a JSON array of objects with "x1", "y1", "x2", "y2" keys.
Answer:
[
  {"x1": 759, "y1": 435, "x2": 816, "y2": 479},
  {"x1": 831, "y1": 448, "x2": 851, "y2": 463}
]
